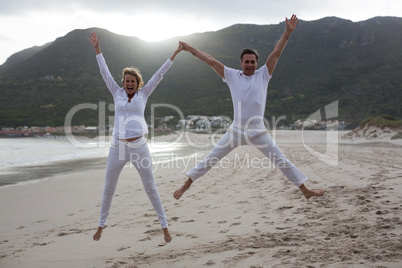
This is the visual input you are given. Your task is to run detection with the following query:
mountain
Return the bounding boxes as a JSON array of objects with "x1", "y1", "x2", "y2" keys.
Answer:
[{"x1": 0, "y1": 16, "x2": 401, "y2": 127}]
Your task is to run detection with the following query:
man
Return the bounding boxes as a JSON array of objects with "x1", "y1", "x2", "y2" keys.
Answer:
[{"x1": 174, "y1": 15, "x2": 325, "y2": 200}]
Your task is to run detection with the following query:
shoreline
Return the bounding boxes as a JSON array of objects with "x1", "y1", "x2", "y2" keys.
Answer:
[
  {"x1": 0, "y1": 132, "x2": 216, "y2": 188},
  {"x1": 0, "y1": 156, "x2": 108, "y2": 189},
  {"x1": 1, "y1": 130, "x2": 401, "y2": 189}
]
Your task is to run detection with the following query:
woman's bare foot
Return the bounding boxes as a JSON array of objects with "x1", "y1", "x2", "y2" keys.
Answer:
[
  {"x1": 163, "y1": 228, "x2": 172, "y2": 243},
  {"x1": 173, "y1": 178, "x2": 193, "y2": 200},
  {"x1": 93, "y1": 225, "x2": 106, "y2": 241},
  {"x1": 299, "y1": 184, "x2": 325, "y2": 199}
]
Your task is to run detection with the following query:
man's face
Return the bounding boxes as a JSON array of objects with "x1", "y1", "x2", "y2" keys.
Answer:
[{"x1": 241, "y1": 54, "x2": 258, "y2": 76}]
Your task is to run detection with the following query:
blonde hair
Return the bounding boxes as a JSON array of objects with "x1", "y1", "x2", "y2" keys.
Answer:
[{"x1": 121, "y1": 67, "x2": 144, "y2": 89}]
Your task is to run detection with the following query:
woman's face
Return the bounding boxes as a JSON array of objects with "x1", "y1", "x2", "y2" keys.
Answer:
[{"x1": 123, "y1": 74, "x2": 138, "y2": 95}]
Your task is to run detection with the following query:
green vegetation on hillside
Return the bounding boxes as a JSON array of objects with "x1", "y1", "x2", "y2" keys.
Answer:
[
  {"x1": 391, "y1": 132, "x2": 402, "y2": 140},
  {"x1": 0, "y1": 17, "x2": 401, "y2": 127},
  {"x1": 359, "y1": 116, "x2": 402, "y2": 129}
]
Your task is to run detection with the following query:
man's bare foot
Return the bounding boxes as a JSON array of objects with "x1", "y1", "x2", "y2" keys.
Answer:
[
  {"x1": 163, "y1": 228, "x2": 172, "y2": 243},
  {"x1": 173, "y1": 178, "x2": 193, "y2": 200},
  {"x1": 299, "y1": 184, "x2": 325, "y2": 199},
  {"x1": 93, "y1": 225, "x2": 106, "y2": 241}
]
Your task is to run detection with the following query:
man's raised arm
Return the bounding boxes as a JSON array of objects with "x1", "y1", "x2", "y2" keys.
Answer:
[
  {"x1": 266, "y1": 14, "x2": 299, "y2": 76},
  {"x1": 179, "y1": 41, "x2": 225, "y2": 78}
]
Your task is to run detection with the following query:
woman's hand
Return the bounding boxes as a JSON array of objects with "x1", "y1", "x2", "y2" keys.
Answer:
[{"x1": 89, "y1": 32, "x2": 101, "y2": 55}]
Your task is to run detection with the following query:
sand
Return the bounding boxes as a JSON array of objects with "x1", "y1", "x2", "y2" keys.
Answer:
[{"x1": 0, "y1": 131, "x2": 401, "y2": 268}]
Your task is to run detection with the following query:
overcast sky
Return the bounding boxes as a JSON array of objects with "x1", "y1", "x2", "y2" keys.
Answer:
[{"x1": 0, "y1": 0, "x2": 401, "y2": 65}]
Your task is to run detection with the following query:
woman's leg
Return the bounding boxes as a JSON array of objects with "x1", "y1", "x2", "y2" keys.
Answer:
[
  {"x1": 128, "y1": 139, "x2": 172, "y2": 243},
  {"x1": 94, "y1": 145, "x2": 128, "y2": 241}
]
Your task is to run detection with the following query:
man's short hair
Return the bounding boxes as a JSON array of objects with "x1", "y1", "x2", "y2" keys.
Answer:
[{"x1": 240, "y1": 48, "x2": 259, "y2": 62}]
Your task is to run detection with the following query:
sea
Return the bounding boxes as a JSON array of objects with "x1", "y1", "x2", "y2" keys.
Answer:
[
  {"x1": 0, "y1": 136, "x2": 211, "y2": 188},
  {"x1": 1, "y1": 130, "x2": 370, "y2": 188}
]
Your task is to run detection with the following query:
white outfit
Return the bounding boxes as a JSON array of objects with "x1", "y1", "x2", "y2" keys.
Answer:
[
  {"x1": 96, "y1": 53, "x2": 173, "y2": 140},
  {"x1": 224, "y1": 64, "x2": 270, "y2": 126},
  {"x1": 100, "y1": 137, "x2": 168, "y2": 228},
  {"x1": 186, "y1": 65, "x2": 308, "y2": 187},
  {"x1": 96, "y1": 53, "x2": 172, "y2": 228}
]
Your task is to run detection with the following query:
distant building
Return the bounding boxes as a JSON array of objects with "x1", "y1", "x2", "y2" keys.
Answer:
[
  {"x1": 84, "y1": 126, "x2": 98, "y2": 132},
  {"x1": 29, "y1": 126, "x2": 42, "y2": 133}
]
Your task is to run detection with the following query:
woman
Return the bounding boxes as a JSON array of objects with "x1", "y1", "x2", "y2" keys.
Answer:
[{"x1": 89, "y1": 32, "x2": 182, "y2": 243}]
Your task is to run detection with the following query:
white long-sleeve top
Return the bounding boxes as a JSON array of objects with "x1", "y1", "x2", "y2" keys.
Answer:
[{"x1": 96, "y1": 53, "x2": 173, "y2": 140}]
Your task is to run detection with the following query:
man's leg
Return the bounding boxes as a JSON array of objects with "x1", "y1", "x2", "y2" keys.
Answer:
[
  {"x1": 251, "y1": 133, "x2": 325, "y2": 198},
  {"x1": 174, "y1": 131, "x2": 238, "y2": 199}
]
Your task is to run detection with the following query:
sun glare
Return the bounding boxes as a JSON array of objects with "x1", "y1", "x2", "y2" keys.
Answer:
[{"x1": 94, "y1": 12, "x2": 216, "y2": 42}]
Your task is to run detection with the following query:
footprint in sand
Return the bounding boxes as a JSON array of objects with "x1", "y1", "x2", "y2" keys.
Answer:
[
  {"x1": 144, "y1": 229, "x2": 162, "y2": 236},
  {"x1": 277, "y1": 206, "x2": 294, "y2": 211},
  {"x1": 117, "y1": 246, "x2": 131, "y2": 251},
  {"x1": 106, "y1": 260, "x2": 127, "y2": 266},
  {"x1": 186, "y1": 234, "x2": 199, "y2": 238},
  {"x1": 206, "y1": 260, "x2": 216, "y2": 266},
  {"x1": 33, "y1": 242, "x2": 49, "y2": 246}
]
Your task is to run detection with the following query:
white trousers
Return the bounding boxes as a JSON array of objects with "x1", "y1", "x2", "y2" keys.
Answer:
[
  {"x1": 186, "y1": 124, "x2": 308, "y2": 187},
  {"x1": 98, "y1": 137, "x2": 168, "y2": 229}
]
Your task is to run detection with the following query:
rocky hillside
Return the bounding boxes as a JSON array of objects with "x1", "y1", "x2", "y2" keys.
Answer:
[{"x1": 0, "y1": 16, "x2": 401, "y2": 127}]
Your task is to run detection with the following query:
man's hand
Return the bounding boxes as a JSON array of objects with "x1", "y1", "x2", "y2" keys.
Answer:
[
  {"x1": 286, "y1": 14, "x2": 299, "y2": 33},
  {"x1": 179, "y1": 41, "x2": 192, "y2": 52},
  {"x1": 266, "y1": 14, "x2": 299, "y2": 75},
  {"x1": 178, "y1": 40, "x2": 224, "y2": 78}
]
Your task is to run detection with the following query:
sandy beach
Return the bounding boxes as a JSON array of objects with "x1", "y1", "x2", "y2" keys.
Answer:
[{"x1": 0, "y1": 131, "x2": 401, "y2": 268}]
